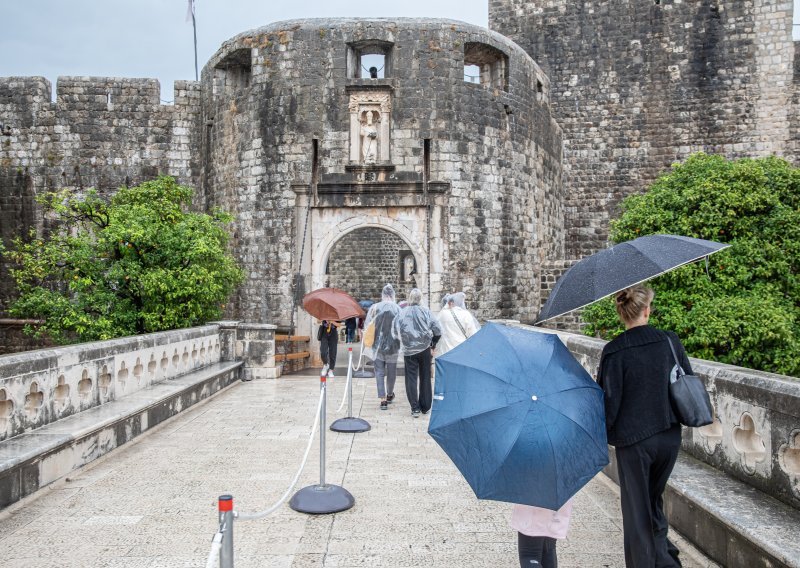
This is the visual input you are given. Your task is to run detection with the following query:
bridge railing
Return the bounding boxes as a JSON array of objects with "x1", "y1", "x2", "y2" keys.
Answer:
[{"x1": 0, "y1": 321, "x2": 279, "y2": 442}]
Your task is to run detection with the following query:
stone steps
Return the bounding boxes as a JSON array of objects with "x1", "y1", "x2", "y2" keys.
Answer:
[{"x1": 0, "y1": 361, "x2": 241, "y2": 509}]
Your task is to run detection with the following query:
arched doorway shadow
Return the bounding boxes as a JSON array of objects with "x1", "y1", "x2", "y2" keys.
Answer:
[{"x1": 312, "y1": 218, "x2": 427, "y2": 304}]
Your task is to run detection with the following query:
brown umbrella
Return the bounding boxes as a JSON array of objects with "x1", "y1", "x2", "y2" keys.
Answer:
[{"x1": 302, "y1": 287, "x2": 365, "y2": 321}]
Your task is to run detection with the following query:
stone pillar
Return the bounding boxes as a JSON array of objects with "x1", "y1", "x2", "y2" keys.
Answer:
[
  {"x1": 235, "y1": 323, "x2": 278, "y2": 380},
  {"x1": 212, "y1": 321, "x2": 240, "y2": 362}
]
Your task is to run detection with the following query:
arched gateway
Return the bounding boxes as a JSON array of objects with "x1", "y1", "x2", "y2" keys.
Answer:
[{"x1": 325, "y1": 227, "x2": 419, "y2": 305}]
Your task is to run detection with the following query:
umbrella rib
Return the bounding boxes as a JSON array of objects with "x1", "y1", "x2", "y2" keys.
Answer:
[
  {"x1": 439, "y1": 398, "x2": 529, "y2": 427},
  {"x1": 438, "y1": 360, "x2": 530, "y2": 399},
  {"x1": 479, "y1": 403, "x2": 532, "y2": 489},
  {"x1": 539, "y1": 387, "x2": 603, "y2": 450}
]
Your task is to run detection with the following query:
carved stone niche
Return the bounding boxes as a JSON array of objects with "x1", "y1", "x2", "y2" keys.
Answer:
[{"x1": 348, "y1": 88, "x2": 391, "y2": 165}]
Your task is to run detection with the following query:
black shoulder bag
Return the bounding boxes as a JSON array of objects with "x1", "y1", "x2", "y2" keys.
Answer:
[{"x1": 666, "y1": 336, "x2": 714, "y2": 427}]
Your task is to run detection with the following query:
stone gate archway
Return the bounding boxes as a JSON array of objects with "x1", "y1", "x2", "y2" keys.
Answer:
[{"x1": 325, "y1": 227, "x2": 419, "y2": 304}]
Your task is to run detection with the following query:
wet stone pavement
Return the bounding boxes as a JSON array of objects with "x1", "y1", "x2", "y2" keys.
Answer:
[{"x1": 0, "y1": 366, "x2": 718, "y2": 567}]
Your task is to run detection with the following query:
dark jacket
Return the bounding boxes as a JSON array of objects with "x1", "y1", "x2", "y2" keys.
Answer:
[{"x1": 598, "y1": 325, "x2": 693, "y2": 447}]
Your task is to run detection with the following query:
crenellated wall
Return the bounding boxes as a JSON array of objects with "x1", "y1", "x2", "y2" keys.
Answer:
[{"x1": 0, "y1": 76, "x2": 203, "y2": 311}]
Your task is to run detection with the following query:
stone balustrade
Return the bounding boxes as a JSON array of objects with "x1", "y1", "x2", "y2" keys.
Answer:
[
  {"x1": 543, "y1": 327, "x2": 800, "y2": 511},
  {"x1": 0, "y1": 322, "x2": 278, "y2": 443}
]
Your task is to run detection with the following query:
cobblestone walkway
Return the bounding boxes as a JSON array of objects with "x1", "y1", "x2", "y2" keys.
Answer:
[{"x1": 0, "y1": 367, "x2": 717, "y2": 567}]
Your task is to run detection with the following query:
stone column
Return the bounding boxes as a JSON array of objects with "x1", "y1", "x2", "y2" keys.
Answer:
[
  {"x1": 235, "y1": 323, "x2": 278, "y2": 380},
  {"x1": 212, "y1": 321, "x2": 240, "y2": 362}
]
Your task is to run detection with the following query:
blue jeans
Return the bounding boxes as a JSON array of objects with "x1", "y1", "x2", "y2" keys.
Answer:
[{"x1": 518, "y1": 533, "x2": 557, "y2": 568}]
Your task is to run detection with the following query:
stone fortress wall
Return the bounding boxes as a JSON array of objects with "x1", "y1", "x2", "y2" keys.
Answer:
[
  {"x1": 489, "y1": 0, "x2": 799, "y2": 259},
  {"x1": 1, "y1": 19, "x2": 564, "y2": 338},
  {"x1": 1, "y1": 2, "x2": 799, "y2": 340}
]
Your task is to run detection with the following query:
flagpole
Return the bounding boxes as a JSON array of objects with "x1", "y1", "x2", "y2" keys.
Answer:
[{"x1": 192, "y1": 5, "x2": 198, "y2": 81}]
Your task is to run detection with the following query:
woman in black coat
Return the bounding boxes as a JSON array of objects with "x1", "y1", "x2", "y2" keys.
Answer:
[{"x1": 598, "y1": 284, "x2": 692, "y2": 568}]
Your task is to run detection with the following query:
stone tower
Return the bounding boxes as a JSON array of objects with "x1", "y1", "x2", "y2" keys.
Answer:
[{"x1": 489, "y1": 0, "x2": 798, "y2": 259}]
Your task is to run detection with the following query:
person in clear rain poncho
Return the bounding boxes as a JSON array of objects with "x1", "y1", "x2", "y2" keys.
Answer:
[
  {"x1": 392, "y1": 288, "x2": 442, "y2": 417},
  {"x1": 364, "y1": 284, "x2": 402, "y2": 410},
  {"x1": 436, "y1": 292, "x2": 480, "y2": 357}
]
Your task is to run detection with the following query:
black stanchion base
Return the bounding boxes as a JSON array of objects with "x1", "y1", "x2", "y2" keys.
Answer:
[
  {"x1": 330, "y1": 417, "x2": 371, "y2": 433},
  {"x1": 289, "y1": 484, "x2": 355, "y2": 514},
  {"x1": 352, "y1": 369, "x2": 375, "y2": 378}
]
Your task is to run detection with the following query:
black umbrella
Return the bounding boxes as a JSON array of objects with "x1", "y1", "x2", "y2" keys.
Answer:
[{"x1": 535, "y1": 234, "x2": 730, "y2": 324}]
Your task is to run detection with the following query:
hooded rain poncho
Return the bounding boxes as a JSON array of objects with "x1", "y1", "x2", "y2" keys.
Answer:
[
  {"x1": 365, "y1": 285, "x2": 402, "y2": 362},
  {"x1": 392, "y1": 303, "x2": 442, "y2": 356}
]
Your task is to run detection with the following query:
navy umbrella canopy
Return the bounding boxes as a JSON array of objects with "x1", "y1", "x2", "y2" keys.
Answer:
[
  {"x1": 535, "y1": 234, "x2": 730, "y2": 324},
  {"x1": 428, "y1": 323, "x2": 609, "y2": 510}
]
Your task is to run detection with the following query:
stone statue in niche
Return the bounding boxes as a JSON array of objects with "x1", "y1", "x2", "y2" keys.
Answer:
[
  {"x1": 348, "y1": 91, "x2": 391, "y2": 164},
  {"x1": 403, "y1": 255, "x2": 417, "y2": 282},
  {"x1": 360, "y1": 110, "x2": 379, "y2": 164}
]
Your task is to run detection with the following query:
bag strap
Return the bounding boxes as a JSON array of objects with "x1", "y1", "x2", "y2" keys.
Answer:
[
  {"x1": 665, "y1": 335, "x2": 685, "y2": 377},
  {"x1": 450, "y1": 309, "x2": 469, "y2": 339}
]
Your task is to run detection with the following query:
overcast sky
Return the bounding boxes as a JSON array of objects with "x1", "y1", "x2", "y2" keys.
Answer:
[
  {"x1": 0, "y1": 0, "x2": 487, "y2": 101},
  {"x1": 2, "y1": 0, "x2": 799, "y2": 102}
]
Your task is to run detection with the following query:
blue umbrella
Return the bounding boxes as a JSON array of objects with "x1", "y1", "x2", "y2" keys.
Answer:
[{"x1": 428, "y1": 323, "x2": 608, "y2": 510}]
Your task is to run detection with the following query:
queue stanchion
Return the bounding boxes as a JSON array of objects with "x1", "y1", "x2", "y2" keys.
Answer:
[
  {"x1": 353, "y1": 336, "x2": 375, "y2": 378},
  {"x1": 288, "y1": 373, "x2": 355, "y2": 514},
  {"x1": 219, "y1": 495, "x2": 234, "y2": 568},
  {"x1": 331, "y1": 347, "x2": 371, "y2": 433}
]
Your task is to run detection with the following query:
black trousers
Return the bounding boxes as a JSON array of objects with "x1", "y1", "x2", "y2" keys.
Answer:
[
  {"x1": 615, "y1": 425, "x2": 683, "y2": 568},
  {"x1": 518, "y1": 533, "x2": 557, "y2": 568},
  {"x1": 319, "y1": 332, "x2": 338, "y2": 371},
  {"x1": 403, "y1": 347, "x2": 432, "y2": 412}
]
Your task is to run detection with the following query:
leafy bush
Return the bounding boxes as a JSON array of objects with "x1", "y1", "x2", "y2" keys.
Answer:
[
  {"x1": 582, "y1": 153, "x2": 800, "y2": 377},
  {"x1": 0, "y1": 176, "x2": 244, "y2": 343}
]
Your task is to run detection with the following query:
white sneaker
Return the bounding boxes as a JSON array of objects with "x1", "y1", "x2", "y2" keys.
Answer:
[
  {"x1": 321, "y1": 364, "x2": 329, "y2": 376},
  {"x1": 327, "y1": 370, "x2": 335, "y2": 379}
]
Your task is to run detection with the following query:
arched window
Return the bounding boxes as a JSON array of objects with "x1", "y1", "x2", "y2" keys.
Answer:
[{"x1": 463, "y1": 42, "x2": 508, "y2": 91}]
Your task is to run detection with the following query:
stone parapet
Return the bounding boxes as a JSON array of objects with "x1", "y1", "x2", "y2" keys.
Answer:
[
  {"x1": 552, "y1": 329, "x2": 800, "y2": 511},
  {"x1": 0, "y1": 325, "x2": 224, "y2": 442},
  {"x1": 235, "y1": 322, "x2": 278, "y2": 380}
]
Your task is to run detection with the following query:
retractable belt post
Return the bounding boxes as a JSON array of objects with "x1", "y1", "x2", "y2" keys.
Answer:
[
  {"x1": 289, "y1": 373, "x2": 355, "y2": 514},
  {"x1": 331, "y1": 347, "x2": 371, "y2": 433},
  {"x1": 218, "y1": 495, "x2": 234, "y2": 568}
]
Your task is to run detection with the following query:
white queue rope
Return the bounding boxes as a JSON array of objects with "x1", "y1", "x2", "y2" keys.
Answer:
[
  {"x1": 205, "y1": 531, "x2": 223, "y2": 568},
  {"x1": 336, "y1": 362, "x2": 353, "y2": 413},
  {"x1": 234, "y1": 388, "x2": 325, "y2": 521}
]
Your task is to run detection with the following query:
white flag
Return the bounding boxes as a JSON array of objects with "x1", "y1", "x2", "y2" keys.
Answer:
[{"x1": 185, "y1": 0, "x2": 195, "y2": 23}]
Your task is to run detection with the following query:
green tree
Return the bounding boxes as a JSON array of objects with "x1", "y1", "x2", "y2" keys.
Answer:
[
  {"x1": 0, "y1": 176, "x2": 244, "y2": 344},
  {"x1": 582, "y1": 153, "x2": 800, "y2": 377}
]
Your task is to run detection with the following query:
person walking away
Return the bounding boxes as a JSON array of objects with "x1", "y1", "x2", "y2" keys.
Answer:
[
  {"x1": 511, "y1": 499, "x2": 574, "y2": 568},
  {"x1": 318, "y1": 320, "x2": 340, "y2": 378},
  {"x1": 598, "y1": 284, "x2": 690, "y2": 567},
  {"x1": 392, "y1": 288, "x2": 441, "y2": 417},
  {"x1": 436, "y1": 292, "x2": 480, "y2": 357},
  {"x1": 345, "y1": 317, "x2": 357, "y2": 343},
  {"x1": 365, "y1": 284, "x2": 402, "y2": 410}
]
